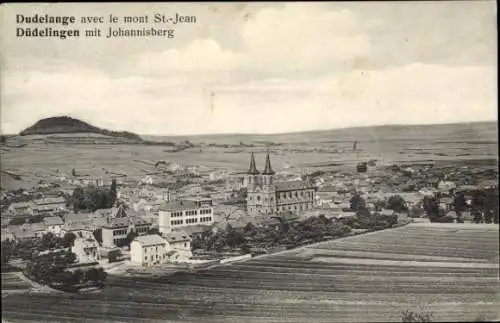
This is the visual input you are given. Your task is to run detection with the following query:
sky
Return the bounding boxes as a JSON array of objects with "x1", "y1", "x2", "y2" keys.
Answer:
[{"x1": 0, "y1": 2, "x2": 497, "y2": 135}]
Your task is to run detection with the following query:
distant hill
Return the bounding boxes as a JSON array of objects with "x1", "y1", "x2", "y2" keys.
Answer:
[{"x1": 20, "y1": 116, "x2": 143, "y2": 141}]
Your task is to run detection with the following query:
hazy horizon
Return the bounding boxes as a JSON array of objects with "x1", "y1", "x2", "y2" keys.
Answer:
[
  {"x1": 7, "y1": 115, "x2": 496, "y2": 138},
  {"x1": 1, "y1": 2, "x2": 497, "y2": 135}
]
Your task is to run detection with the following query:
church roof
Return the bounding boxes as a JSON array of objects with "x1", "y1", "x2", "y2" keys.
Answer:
[
  {"x1": 262, "y1": 152, "x2": 275, "y2": 175},
  {"x1": 247, "y1": 152, "x2": 259, "y2": 175},
  {"x1": 275, "y1": 180, "x2": 315, "y2": 192}
]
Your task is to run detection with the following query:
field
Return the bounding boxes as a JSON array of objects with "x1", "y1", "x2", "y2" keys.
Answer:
[
  {"x1": 1, "y1": 121, "x2": 497, "y2": 190},
  {"x1": 2, "y1": 223, "x2": 499, "y2": 322},
  {"x1": 1, "y1": 273, "x2": 32, "y2": 293}
]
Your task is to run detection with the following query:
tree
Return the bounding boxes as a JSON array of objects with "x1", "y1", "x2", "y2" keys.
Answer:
[
  {"x1": 243, "y1": 222, "x2": 256, "y2": 235},
  {"x1": 1, "y1": 239, "x2": 14, "y2": 270},
  {"x1": 62, "y1": 232, "x2": 76, "y2": 248},
  {"x1": 401, "y1": 310, "x2": 434, "y2": 323},
  {"x1": 96, "y1": 267, "x2": 107, "y2": 284},
  {"x1": 423, "y1": 197, "x2": 440, "y2": 222},
  {"x1": 453, "y1": 193, "x2": 467, "y2": 214},
  {"x1": 122, "y1": 230, "x2": 138, "y2": 247},
  {"x1": 349, "y1": 193, "x2": 365, "y2": 212},
  {"x1": 40, "y1": 232, "x2": 58, "y2": 250},
  {"x1": 109, "y1": 179, "x2": 117, "y2": 207},
  {"x1": 387, "y1": 195, "x2": 408, "y2": 213},
  {"x1": 74, "y1": 269, "x2": 84, "y2": 285},
  {"x1": 472, "y1": 209, "x2": 483, "y2": 224},
  {"x1": 64, "y1": 251, "x2": 77, "y2": 265},
  {"x1": 84, "y1": 268, "x2": 99, "y2": 282},
  {"x1": 93, "y1": 229, "x2": 103, "y2": 245}
]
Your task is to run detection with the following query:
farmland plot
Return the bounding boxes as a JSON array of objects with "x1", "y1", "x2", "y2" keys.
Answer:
[{"x1": 2, "y1": 223, "x2": 499, "y2": 322}]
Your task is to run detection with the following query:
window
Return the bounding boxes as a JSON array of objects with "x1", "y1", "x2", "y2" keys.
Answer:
[{"x1": 257, "y1": 196, "x2": 261, "y2": 201}]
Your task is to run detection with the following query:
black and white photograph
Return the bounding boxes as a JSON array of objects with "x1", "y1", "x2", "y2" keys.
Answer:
[{"x1": 0, "y1": 2, "x2": 498, "y2": 322}]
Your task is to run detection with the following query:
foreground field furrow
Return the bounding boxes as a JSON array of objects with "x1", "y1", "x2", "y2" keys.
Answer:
[
  {"x1": 242, "y1": 259, "x2": 499, "y2": 274},
  {"x1": 108, "y1": 276, "x2": 498, "y2": 294},
  {"x1": 4, "y1": 300, "x2": 499, "y2": 323},
  {"x1": 214, "y1": 265, "x2": 495, "y2": 277},
  {"x1": 2, "y1": 224, "x2": 498, "y2": 322},
  {"x1": 195, "y1": 268, "x2": 499, "y2": 284},
  {"x1": 299, "y1": 249, "x2": 490, "y2": 263},
  {"x1": 310, "y1": 243, "x2": 499, "y2": 260}
]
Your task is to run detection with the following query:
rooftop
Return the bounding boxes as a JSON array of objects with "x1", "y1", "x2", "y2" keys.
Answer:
[
  {"x1": 159, "y1": 200, "x2": 198, "y2": 212},
  {"x1": 43, "y1": 216, "x2": 64, "y2": 226},
  {"x1": 275, "y1": 180, "x2": 315, "y2": 192},
  {"x1": 8, "y1": 202, "x2": 32, "y2": 209},
  {"x1": 134, "y1": 234, "x2": 166, "y2": 247},
  {"x1": 64, "y1": 213, "x2": 92, "y2": 223},
  {"x1": 34, "y1": 196, "x2": 66, "y2": 206}
]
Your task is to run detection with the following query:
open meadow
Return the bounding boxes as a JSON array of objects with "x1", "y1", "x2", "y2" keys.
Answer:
[
  {"x1": 2, "y1": 223, "x2": 499, "y2": 322},
  {"x1": 1, "y1": 122, "x2": 497, "y2": 190}
]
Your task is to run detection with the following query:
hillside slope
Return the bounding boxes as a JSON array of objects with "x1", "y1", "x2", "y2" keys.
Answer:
[{"x1": 20, "y1": 116, "x2": 143, "y2": 141}]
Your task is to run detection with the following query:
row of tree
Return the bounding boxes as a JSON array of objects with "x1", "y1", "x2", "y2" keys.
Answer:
[
  {"x1": 349, "y1": 193, "x2": 408, "y2": 213},
  {"x1": 3, "y1": 232, "x2": 77, "y2": 264},
  {"x1": 423, "y1": 188, "x2": 499, "y2": 224},
  {"x1": 192, "y1": 215, "x2": 356, "y2": 254},
  {"x1": 71, "y1": 179, "x2": 117, "y2": 212}
]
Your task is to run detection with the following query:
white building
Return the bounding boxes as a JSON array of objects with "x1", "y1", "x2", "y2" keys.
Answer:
[
  {"x1": 158, "y1": 198, "x2": 214, "y2": 234},
  {"x1": 164, "y1": 230, "x2": 192, "y2": 262},
  {"x1": 72, "y1": 236, "x2": 101, "y2": 264},
  {"x1": 43, "y1": 216, "x2": 64, "y2": 237},
  {"x1": 130, "y1": 234, "x2": 169, "y2": 267}
]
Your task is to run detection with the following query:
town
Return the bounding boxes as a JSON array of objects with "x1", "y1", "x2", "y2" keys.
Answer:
[{"x1": 2, "y1": 150, "x2": 498, "y2": 294}]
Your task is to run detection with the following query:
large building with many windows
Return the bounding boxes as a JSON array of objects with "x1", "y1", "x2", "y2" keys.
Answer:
[
  {"x1": 246, "y1": 152, "x2": 316, "y2": 215},
  {"x1": 158, "y1": 197, "x2": 214, "y2": 234}
]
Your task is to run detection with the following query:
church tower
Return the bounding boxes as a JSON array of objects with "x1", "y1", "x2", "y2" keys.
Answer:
[
  {"x1": 246, "y1": 152, "x2": 259, "y2": 190},
  {"x1": 246, "y1": 152, "x2": 260, "y2": 215},
  {"x1": 261, "y1": 151, "x2": 276, "y2": 214}
]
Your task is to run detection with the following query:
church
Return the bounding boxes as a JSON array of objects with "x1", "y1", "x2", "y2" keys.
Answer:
[{"x1": 245, "y1": 152, "x2": 316, "y2": 215}]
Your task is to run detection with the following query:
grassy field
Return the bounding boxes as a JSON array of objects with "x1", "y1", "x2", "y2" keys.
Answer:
[
  {"x1": 1, "y1": 122, "x2": 497, "y2": 190},
  {"x1": 1, "y1": 273, "x2": 32, "y2": 292},
  {"x1": 2, "y1": 223, "x2": 499, "y2": 322}
]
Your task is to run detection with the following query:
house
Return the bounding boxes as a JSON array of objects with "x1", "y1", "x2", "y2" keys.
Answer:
[
  {"x1": 32, "y1": 196, "x2": 67, "y2": 215},
  {"x1": 1, "y1": 229, "x2": 15, "y2": 242},
  {"x1": 164, "y1": 230, "x2": 192, "y2": 262},
  {"x1": 379, "y1": 209, "x2": 395, "y2": 217},
  {"x1": 8, "y1": 222, "x2": 47, "y2": 241},
  {"x1": 43, "y1": 216, "x2": 64, "y2": 236},
  {"x1": 60, "y1": 223, "x2": 94, "y2": 240},
  {"x1": 101, "y1": 206, "x2": 152, "y2": 248},
  {"x1": 7, "y1": 202, "x2": 33, "y2": 216},
  {"x1": 439, "y1": 197, "x2": 454, "y2": 211},
  {"x1": 63, "y1": 213, "x2": 92, "y2": 228},
  {"x1": 130, "y1": 234, "x2": 169, "y2": 267},
  {"x1": 158, "y1": 198, "x2": 214, "y2": 234},
  {"x1": 437, "y1": 181, "x2": 457, "y2": 193},
  {"x1": 72, "y1": 236, "x2": 101, "y2": 264},
  {"x1": 419, "y1": 187, "x2": 438, "y2": 197}
]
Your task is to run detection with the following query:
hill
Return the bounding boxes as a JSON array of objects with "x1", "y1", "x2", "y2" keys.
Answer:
[{"x1": 19, "y1": 116, "x2": 143, "y2": 141}]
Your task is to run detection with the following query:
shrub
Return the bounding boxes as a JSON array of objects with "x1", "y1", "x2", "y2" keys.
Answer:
[{"x1": 401, "y1": 310, "x2": 433, "y2": 322}]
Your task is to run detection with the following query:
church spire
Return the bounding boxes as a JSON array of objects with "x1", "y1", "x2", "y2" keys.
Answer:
[
  {"x1": 262, "y1": 151, "x2": 275, "y2": 175},
  {"x1": 247, "y1": 152, "x2": 259, "y2": 175}
]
